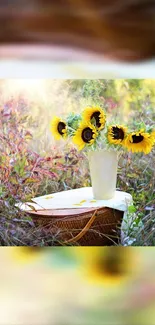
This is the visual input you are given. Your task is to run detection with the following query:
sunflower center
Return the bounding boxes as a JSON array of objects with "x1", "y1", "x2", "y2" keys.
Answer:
[
  {"x1": 91, "y1": 112, "x2": 101, "y2": 128},
  {"x1": 82, "y1": 127, "x2": 93, "y2": 143},
  {"x1": 58, "y1": 122, "x2": 66, "y2": 135},
  {"x1": 97, "y1": 253, "x2": 126, "y2": 277},
  {"x1": 112, "y1": 127, "x2": 124, "y2": 140},
  {"x1": 132, "y1": 134, "x2": 144, "y2": 143}
]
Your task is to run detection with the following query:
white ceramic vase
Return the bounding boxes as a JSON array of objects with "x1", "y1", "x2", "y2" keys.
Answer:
[{"x1": 88, "y1": 150, "x2": 119, "y2": 200}]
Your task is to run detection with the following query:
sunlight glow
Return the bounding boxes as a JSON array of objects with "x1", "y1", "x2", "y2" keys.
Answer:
[{"x1": 5, "y1": 79, "x2": 47, "y2": 99}]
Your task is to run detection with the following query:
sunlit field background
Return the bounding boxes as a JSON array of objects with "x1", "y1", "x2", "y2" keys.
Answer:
[{"x1": 0, "y1": 79, "x2": 154, "y2": 246}]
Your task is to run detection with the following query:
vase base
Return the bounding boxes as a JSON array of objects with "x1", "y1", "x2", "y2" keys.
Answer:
[{"x1": 92, "y1": 192, "x2": 116, "y2": 201}]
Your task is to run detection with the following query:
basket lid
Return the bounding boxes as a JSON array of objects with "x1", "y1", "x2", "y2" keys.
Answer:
[{"x1": 26, "y1": 207, "x2": 108, "y2": 218}]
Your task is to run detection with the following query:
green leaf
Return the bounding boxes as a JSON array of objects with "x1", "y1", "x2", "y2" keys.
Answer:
[
  {"x1": 128, "y1": 205, "x2": 137, "y2": 213},
  {"x1": 24, "y1": 178, "x2": 39, "y2": 184}
]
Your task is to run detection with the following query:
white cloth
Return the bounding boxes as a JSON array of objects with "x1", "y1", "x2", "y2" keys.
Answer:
[
  {"x1": 16, "y1": 187, "x2": 132, "y2": 211},
  {"x1": 0, "y1": 57, "x2": 155, "y2": 78}
]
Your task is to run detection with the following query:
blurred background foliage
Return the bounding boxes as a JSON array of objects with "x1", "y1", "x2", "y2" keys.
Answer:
[{"x1": 0, "y1": 79, "x2": 154, "y2": 246}]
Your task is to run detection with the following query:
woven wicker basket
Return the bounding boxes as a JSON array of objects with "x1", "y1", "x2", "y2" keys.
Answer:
[{"x1": 27, "y1": 207, "x2": 123, "y2": 246}]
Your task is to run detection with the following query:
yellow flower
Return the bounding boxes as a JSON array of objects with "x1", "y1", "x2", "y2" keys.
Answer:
[
  {"x1": 107, "y1": 125, "x2": 127, "y2": 145},
  {"x1": 150, "y1": 130, "x2": 155, "y2": 144},
  {"x1": 71, "y1": 247, "x2": 138, "y2": 287},
  {"x1": 125, "y1": 130, "x2": 154, "y2": 154},
  {"x1": 50, "y1": 116, "x2": 67, "y2": 140},
  {"x1": 9, "y1": 247, "x2": 44, "y2": 264},
  {"x1": 82, "y1": 106, "x2": 106, "y2": 131},
  {"x1": 72, "y1": 121, "x2": 98, "y2": 150}
]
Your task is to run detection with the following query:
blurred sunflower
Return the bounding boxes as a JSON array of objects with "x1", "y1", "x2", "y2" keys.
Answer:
[
  {"x1": 107, "y1": 125, "x2": 127, "y2": 145},
  {"x1": 9, "y1": 247, "x2": 44, "y2": 263},
  {"x1": 72, "y1": 121, "x2": 98, "y2": 150},
  {"x1": 72, "y1": 247, "x2": 137, "y2": 287},
  {"x1": 125, "y1": 130, "x2": 154, "y2": 154},
  {"x1": 82, "y1": 106, "x2": 106, "y2": 131},
  {"x1": 50, "y1": 116, "x2": 67, "y2": 140}
]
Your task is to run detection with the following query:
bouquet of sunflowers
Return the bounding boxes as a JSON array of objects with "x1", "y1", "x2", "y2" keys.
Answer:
[{"x1": 50, "y1": 106, "x2": 155, "y2": 154}]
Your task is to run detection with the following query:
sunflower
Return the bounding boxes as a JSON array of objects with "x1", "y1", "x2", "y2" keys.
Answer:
[
  {"x1": 72, "y1": 247, "x2": 138, "y2": 287},
  {"x1": 9, "y1": 247, "x2": 44, "y2": 263},
  {"x1": 150, "y1": 130, "x2": 155, "y2": 144},
  {"x1": 125, "y1": 129, "x2": 154, "y2": 154},
  {"x1": 107, "y1": 125, "x2": 127, "y2": 145},
  {"x1": 50, "y1": 116, "x2": 67, "y2": 140},
  {"x1": 72, "y1": 121, "x2": 98, "y2": 150},
  {"x1": 82, "y1": 106, "x2": 106, "y2": 131}
]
